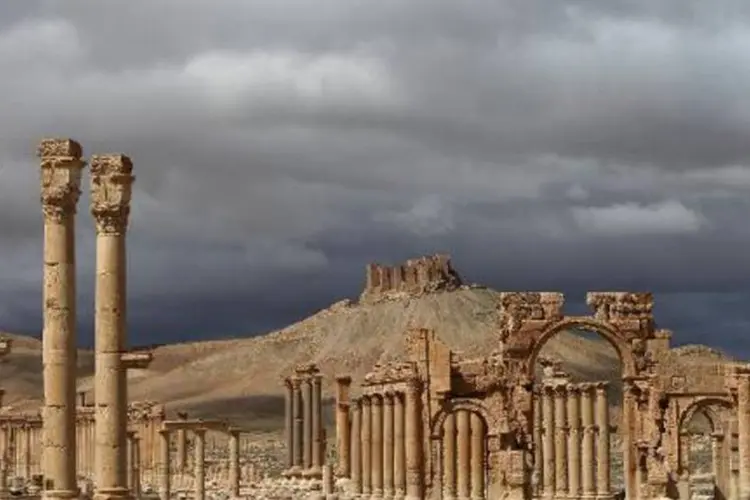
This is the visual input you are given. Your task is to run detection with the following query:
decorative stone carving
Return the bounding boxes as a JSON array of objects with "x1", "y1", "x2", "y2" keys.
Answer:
[{"x1": 90, "y1": 154, "x2": 134, "y2": 235}]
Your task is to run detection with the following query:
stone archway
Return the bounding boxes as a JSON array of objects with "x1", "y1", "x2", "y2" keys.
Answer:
[{"x1": 498, "y1": 291, "x2": 658, "y2": 500}]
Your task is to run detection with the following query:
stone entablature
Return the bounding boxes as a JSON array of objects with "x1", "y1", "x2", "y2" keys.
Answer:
[{"x1": 360, "y1": 254, "x2": 463, "y2": 303}]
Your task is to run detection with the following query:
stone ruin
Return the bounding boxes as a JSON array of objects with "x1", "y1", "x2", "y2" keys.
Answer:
[{"x1": 360, "y1": 254, "x2": 464, "y2": 303}]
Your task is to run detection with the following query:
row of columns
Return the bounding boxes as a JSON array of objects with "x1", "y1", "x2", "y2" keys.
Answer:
[
  {"x1": 0, "y1": 422, "x2": 41, "y2": 478},
  {"x1": 37, "y1": 138, "x2": 141, "y2": 499},
  {"x1": 533, "y1": 382, "x2": 612, "y2": 500},
  {"x1": 158, "y1": 428, "x2": 242, "y2": 500},
  {"x1": 341, "y1": 382, "x2": 424, "y2": 499},
  {"x1": 440, "y1": 409, "x2": 486, "y2": 499},
  {"x1": 283, "y1": 364, "x2": 325, "y2": 478}
]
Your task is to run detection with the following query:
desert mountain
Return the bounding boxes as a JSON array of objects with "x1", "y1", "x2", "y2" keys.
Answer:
[{"x1": 0, "y1": 255, "x2": 731, "y2": 428}]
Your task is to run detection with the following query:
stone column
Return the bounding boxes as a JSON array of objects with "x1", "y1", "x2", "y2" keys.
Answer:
[
  {"x1": 594, "y1": 383, "x2": 611, "y2": 499},
  {"x1": 91, "y1": 153, "x2": 135, "y2": 500},
  {"x1": 404, "y1": 380, "x2": 423, "y2": 500},
  {"x1": 312, "y1": 374, "x2": 323, "y2": 475},
  {"x1": 443, "y1": 412, "x2": 457, "y2": 499},
  {"x1": 351, "y1": 398, "x2": 363, "y2": 495},
  {"x1": 554, "y1": 384, "x2": 568, "y2": 498},
  {"x1": 229, "y1": 429, "x2": 240, "y2": 498},
  {"x1": 457, "y1": 410, "x2": 471, "y2": 499},
  {"x1": 738, "y1": 374, "x2": 750, "y2": 499},
  {"x1": 362, "y1": 396, "x2": 373, "y2": 496},
  {"x1": 542, "y1": 386, "x2": 556, "y2": 499},
  {"x1": 711, "y1": 433, "x2": 722, "y2": 485},
  {"x1": 534, "y1": 391, "x2": 543, "y2": 494},
  {"x1": 303, "y1": 376, "x2": 313, "y2": 471},
  {"x1": 23, "y1": 424, "x2": 31, "y2": 479},
  {"x1": 470, "y1": 412, "x2": 485, "y2": 500},
  {"x1": 158, "y1": 430, "x2": 170, "y2": 500},
  {"x1": 194, "y1": 429, "x2": 206, "y2": 500},
  {"x1": 679, "y1": 432, "x2": 690, "y2": 475},
  {"x1": 384, "y1": 393, "x2": 395, "y2": 498},
  {"x1": 394, "y1": 393, "x2": 406, "y2": 499},
  {"x1": 580, "y1": 384, "x2": 596, "y2": 499},
  {"x1": 284, "y1": 379, "x2": 294, "y2": 471},
  {"x1": 622, "y1": 381, "x2": 637, "y2": 500},
  {"x1": 335, "y1": 376, "x2": 352, "y2": 478},
  {"x1": 566, "y1": 385, "x2": 581, "y2": 500},
  {"x1": 177, "y1": 412, "x2": 188, "y2": 472},
  {"x1": 372, "y1": 395, "x2": 384, "y2": 497},
  {"x1": 38, "y1": 138, "x2": 85, "y2": 500},
  {"x1": 126, "y1": 432, "x2": 136, "y2": 495},
  {"x1": 291, "y1": 377, "x2": 303, "y2": 474}
]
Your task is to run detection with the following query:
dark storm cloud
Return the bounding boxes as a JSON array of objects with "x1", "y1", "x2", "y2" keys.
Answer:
[{"x1": 1, "y1": 0, "x2": 750, "y2": 354}]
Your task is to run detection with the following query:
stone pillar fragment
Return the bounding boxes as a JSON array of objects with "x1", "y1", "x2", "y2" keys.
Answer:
[
  {"x1": 554, "y1": 384, "x2": 568, "y2": 498},
  {"x1": 362, "y1": 396, "x2": 373, "y2": 496},
  {"x1": 595, "y1": 383, "x2": 611, "y2": 499},
  {"x1": 312, "y1": 374, "x2": 323, "y2": 475},
  {"x1": 303, "y1": 377, "x2": 313, "y2": 470},
  {"x1": 291, "y1": 377, "x2": 303, "y2": 473},
  {"x1": 38, "y1": 138, "x2": 85, "y2": 500},
  {"x1": 335, "y1": 376, "x2": 352, "y2": 478},
  {"x1": 158, "y1": 430, "x2": 170, "y2": 500},
  {"x1": 567, "y1": 385, "x2": 581, "y2": 500},
  {"x1": 350, "y1": 399, "x2": 363, "y2": 495},
  {"x1": 394, "y1": 393, "x2": 406, "y2": 499},
  {"x1": 404, "y1": 380, "x2": 423, "y2": 500},
  {"x1": 372, "y1": 395, "x2": 384, "y2": 497},
  {"x1": 542, "y1": 386, "x2": 556, "y2": 499},
  {"x1": 580, "y1": 384, "x2": 596, "y2": 499},
  {"x1": 177, "y1": 412, "x2": 188, "y2": 472},
  {"x1": 194, "y1": 429, "x2": 206, "y2": 500},
  {"x1": 533, "y1": 391, "x2": 543, "y2": 494},
  {"x1": 443, "y1": 412, "x2": 457, "y2": 499},
  {"x1": 470, "y1": 412, "x2": 485, "y2": 500},
  {"x1": 384, "y1": 393, "x2": 395, "y2": 497},
  {"x1": 229, "y1": 429, "x2": 240, "y2": 498},
  {"x1": 457, "y1": 410, "x2": 471, "y2": 498},
  {"x1": 91, "y1": 153, "x2": 135, "y2": 500}
]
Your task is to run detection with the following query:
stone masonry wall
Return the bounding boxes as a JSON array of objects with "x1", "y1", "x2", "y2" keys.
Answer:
[{"x1": 360, "y1": 253, "x2": 463, "y2": 303}]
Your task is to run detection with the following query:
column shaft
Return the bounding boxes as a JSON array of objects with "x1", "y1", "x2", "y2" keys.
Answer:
[
  {"x1": 335, "y1": 376, "x2": 352, "y2": 478},
  {"x1": 39, "y1": 138, "x2": 85, "y2": 500},
  {"x1": 622, "y1": 383, "x2": 637, "y2": 500},
  {"x1": 372, "y1": 395, "x2": 384, "y2": 496},
  {"x1": 292, "y1": 380, "x2": 303, "y2": 471},
  {"x1": 159, "y1": 430, "x2": 170, "y2": 500},
  {"x1": 595, "y1": 383, "x2": 611, "y2": 499},
  {"x1": 312, "y1": 375, "x2": 323, "y2": 472},
  {"x1": 194, "y1": 430, "x2": 206, "y2": 500},
  {"x1": 362, "y1": 397, "x2": 373, "y2": 495},
  {"x1": 384, "y1": 394, "x2": 395, "y2": 497},
  {"x1": 470, "y1": 412, "x2": 485, "y2": 500},
  {"x1": 229, "y1": 431, "x2": 240, "y2": 497},
  {"x1": 394, "y1": 393, "x2": 406, "y2": 498},
  {"x1": 542, "y1": 387, "x2": 556, "y2": 498},
  {"x1": 580, "y1": 384, "x2": 596, "y2": 498},
  {"x1": 303, "y1": 378, "x2": 313, "y2": 470},
  {"x1": 554, "y1": 385, "x2": 568, "y2": 498},
  {"x1": 351, "y1": 399, "x2": 363, "y2": 495},
  {"x1": 443, "y1": 413, "x2": 457, "y2": 499},
  {"x1": 284, "y1": 380, "x2": 294, "y2": 470},
  {"x1": 457, "y1": 410, "x2": 471, "y2": 498},
  {"x1": 404, "y1": 381, "x2": 423, "y2": 500},
  {"x1": 567, "y1": 386, "x2": 581, "y2": 500},
  {"x1": 534, "y1": 392, "x2": 543, "y2": 493}
]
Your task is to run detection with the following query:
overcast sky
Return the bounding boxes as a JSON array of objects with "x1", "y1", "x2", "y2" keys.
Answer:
[{"x1": 1, "y1": 1, "x2": 750, "y2": 354}]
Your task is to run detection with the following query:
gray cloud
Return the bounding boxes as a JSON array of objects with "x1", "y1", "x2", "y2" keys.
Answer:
[{"x1": 2, "y1": 0, "x2": 750, "y2": 354}]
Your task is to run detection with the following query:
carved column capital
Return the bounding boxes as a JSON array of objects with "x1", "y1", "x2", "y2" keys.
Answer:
[
  {"x1": 90, "y1": 154, "x2": 135, "y2": 235},
  {"x1": 38, "y1": 138, "x2": 85, "y2": 222}
]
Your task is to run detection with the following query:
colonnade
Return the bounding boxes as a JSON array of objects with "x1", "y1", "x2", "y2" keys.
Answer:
[
  {"x1": 0, "y1": 419, "x2": 42, "y2": 478},
  {"x1": 533, "y1": 382, "x2": 612, "y2": 500},
  {"x1": 438, "y1": 409, "x2": 486, "y2": 499},
  {"x1": 332, "y1": 378, "x2": 424, "y2": 499},
  {"x1": 283, "y1": 364, "x2": 325, "y2": 478}
]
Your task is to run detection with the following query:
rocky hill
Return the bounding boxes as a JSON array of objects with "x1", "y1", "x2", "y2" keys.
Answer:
[{"x1": 0, "y1": 255, "x2": 731, "y2": 429}]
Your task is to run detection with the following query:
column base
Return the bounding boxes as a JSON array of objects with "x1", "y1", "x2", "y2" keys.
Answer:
[
  {"x1": 42, "y1": 489, "x2": 80, "y2": 500},
  {"x1": 93, "y1": 486, "x2": 131, "y2": 500}
]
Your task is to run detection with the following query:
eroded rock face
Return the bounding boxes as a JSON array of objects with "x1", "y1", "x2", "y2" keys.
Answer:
[{"x1": 360, "y1": 254, "x2": 463, "y2": 303}]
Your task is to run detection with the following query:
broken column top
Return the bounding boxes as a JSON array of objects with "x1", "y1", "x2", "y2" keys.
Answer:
[
  {"x1": 37, "y1": 138, "x2": 83, "y2": 159},
  {"x1": 361, "y1": 253, "x2": 463, "y2": 303}
]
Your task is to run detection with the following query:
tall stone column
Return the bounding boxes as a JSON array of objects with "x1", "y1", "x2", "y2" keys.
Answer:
[
  {"x1": 284, "y1": 379, "x2": 294, "y2": 471},
  {"x1": 566, "y1": 385, "x2": 581, "y2": 500},
  {"x1": 580, "y1": 384, "x2": 596, "y2": 499},
  {"x1": 91, "y1": 153, "x2": 135, "y2": 500},
  {"x1": 38, "y1": 138, "x2": 85, "y2": 500},
  {"x1": 542, "y1": 386, "x2": 556, "y2": 499},
  {"x1": 228, "y1": 429, "x2": 240, "y2": 498},
  {"x1": 302, "y1": 376, "x2": 313, "y2": 471},
  {"x1": 351, "y1": 398, "x2": 363, "y2": 495},
  {"x1": 177, "y1": 412, "x2": 188, "y2": 472},
  {"x1": 194, "y1": 429, "x2": 206, "y2": 500},
  {"x1": 443, "y1": 412, "x2": 457, "y2": 499},
  {"x1": 312, "y1": 374, "x2": 323, "y2": 475},
  {"x1": 457, "y1": 410, "x2": 471, "y2": 499},
  {"x1": 291, "y1": 377, "x2": 303, "y2": 473},
  {"x1": 372, "y1": 395, "x2": 384, "y2": 497},
  {"x1": 554, "y1": 384, "x2": 568, "y2": 498},
  {"x1": 404, "y1": 380, "x2": 423, "y2": 500},
  {"x1": 394, "y1": 393, "x2": 406, "y2": 499},
  {"x1": 158, "y1": 430, "x2": 170, "y2": 500},
  {"x1": 362, "y1": 396, "x2": 373, "y2": 496},
  {"x1": 383, "y1": 393, "x2": 395, "y2": 498},
  {"x1": 738, "y1": 374, "x2": 750, "y2": 499},
  {"x1": 23, "y1": 424, "x2": 31, "y2": 479},
  {"x1": 595, "y1": 383, "x2": 611, "y2": 499},
  {"x1": 470, "y1": 412, "x2": 485, "y2": 500},
  {"x1": 335, "y1": 376, "x2": 352, "y2": 478},
  {"x1": 622, "y1": 381, "x2": 637, "y2": 500},
  {"x1": 533, "y1": 391, "x2": 543, "y2": 493}
]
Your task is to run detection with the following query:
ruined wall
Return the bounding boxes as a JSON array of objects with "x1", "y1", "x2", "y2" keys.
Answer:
[{"x1": 361, "y1": 254, "x2": 463, "y2": 303}]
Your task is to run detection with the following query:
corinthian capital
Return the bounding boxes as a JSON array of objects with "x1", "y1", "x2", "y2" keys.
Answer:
[
  {"x1": 37, "y1": 138, "x2": 85, "y2": 222},
  {"x1": 90, "y1": 154, "x2": 135, "y2": 235}
]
